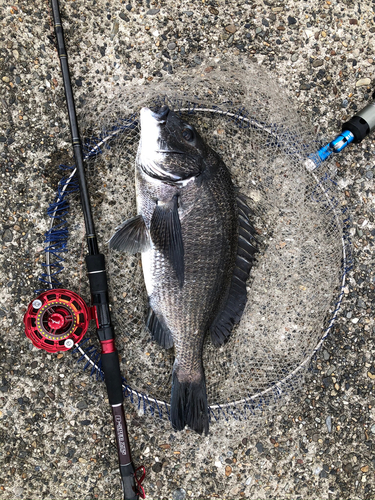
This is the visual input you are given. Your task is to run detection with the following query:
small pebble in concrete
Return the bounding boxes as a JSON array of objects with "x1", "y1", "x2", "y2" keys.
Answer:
[
  {"x1": 172, "y1": 489, "x2": 186, "y2": 500},
  {"x1": 2, "y1": 229, "x2": 13, "y2": 242},
  {"x1": 326, "y1": 415, "x2": 332, "y2": 433},
  {"x1": 225, "y1": 24, "x2": 237, "y2": 34},
  {"x1": 356, "y1": 78, "x2": 371, "y2": 87},
  {"x1": 256, "y1": 442, "x2": 264, "y2": 453},
  {"x1": 152, "y1": 462, "x2": 163, "y2": 473},
  {"x1": 312, "y1": 59, "x2": 324, "y2": 67}
]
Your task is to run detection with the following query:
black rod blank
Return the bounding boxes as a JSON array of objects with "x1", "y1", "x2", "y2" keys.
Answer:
[
  {"x1": 50, "y1": 0, "x2": 98, "y2": 253},
  {"x1": 50, "y1": 1, "x2": 143, "y2": 498}
]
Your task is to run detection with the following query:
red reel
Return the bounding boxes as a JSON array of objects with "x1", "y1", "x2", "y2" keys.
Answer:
[{"x1": 24, "y1": 289, "x2": 91, "y2": 353}]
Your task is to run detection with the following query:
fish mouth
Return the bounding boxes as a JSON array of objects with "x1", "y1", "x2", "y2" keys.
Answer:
[
  {"x1": 149, "y1": 105, "x2": 170, "y2": 122},
  {"x1": 140, "y1": 107, "x2": 189, "y2": 155},
  {"x1": 155, "y1": 149, "x2": 185, "y2": 155}
]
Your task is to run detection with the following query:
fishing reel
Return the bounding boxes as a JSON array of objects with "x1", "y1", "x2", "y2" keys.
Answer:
[{"x1": 24, "y1": 289, "x2": 95, "y2": 353}]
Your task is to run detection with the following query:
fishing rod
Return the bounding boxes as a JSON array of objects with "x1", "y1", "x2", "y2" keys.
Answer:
[{"x1": 23, "y1": 1, "x2": 145, "y2": 498}]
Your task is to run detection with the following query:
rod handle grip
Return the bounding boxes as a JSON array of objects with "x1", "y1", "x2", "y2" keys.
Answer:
[
  {"x1": 101, "y1": 351, "x2": 123, "y2": 405},
  {"x1": 121, "y1": 463, "x2": 140, "y2": 500}
]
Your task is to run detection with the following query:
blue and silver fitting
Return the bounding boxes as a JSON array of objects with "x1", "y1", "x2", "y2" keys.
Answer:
[{"x1": 304, "y1": 130, "x2": 355, "y2": 171}]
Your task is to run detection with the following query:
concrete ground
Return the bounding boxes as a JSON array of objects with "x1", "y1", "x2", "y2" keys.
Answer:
[{"x1": 1, "y1": 0, "x2": 375, "y2": 499}]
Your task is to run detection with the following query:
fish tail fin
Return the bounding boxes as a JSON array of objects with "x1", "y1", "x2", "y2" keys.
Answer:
[{"x1": 170, "y1": 367, "x2": 209, "y2": 435}]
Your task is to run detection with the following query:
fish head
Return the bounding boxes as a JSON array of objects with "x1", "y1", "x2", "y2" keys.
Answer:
[{"x1": 137, "y1": 106, "x2": 208, "y2": 184}]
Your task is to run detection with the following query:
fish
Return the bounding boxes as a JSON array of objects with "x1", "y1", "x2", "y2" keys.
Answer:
[{"x1": 109, "y1": 105, "x2": 257, "y2": 434}]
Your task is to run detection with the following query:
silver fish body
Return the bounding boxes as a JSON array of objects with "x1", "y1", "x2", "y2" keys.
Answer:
[{"x1": 109, "y1": 106, "x2": 257, "y2": 434}]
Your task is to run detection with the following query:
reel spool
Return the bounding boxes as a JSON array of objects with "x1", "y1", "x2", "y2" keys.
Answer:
[{"x1": 24, "y1": 289, "x2": 92, "y2": 353}]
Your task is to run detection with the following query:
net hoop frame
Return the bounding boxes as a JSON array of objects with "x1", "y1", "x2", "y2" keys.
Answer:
[{"x1": 44, "y1": 103, "x2": 350, "y2": 420}]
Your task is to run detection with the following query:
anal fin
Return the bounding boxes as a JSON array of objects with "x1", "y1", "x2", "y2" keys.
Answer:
[
  {"x1": 146, "y1": 307, "x2": 174, "y2": 349},
  {"x1": 209, "y1": 194, "x2": 258, "y2": 347},
  {"x1": 108, "y1": 214, "x2": 150, "y2": 254}
]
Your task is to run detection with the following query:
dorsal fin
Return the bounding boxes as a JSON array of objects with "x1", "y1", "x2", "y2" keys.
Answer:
[
  {"x1": 209, "y1": 193, "x2": 257, "y2": 347},
  {"x1": 146, "y1": 307, "x2": 174, "y2": 349}
]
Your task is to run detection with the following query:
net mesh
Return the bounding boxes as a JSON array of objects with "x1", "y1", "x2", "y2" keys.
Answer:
[{"x1": 59, "y1": 61, "x2": 348, "y2": 423}]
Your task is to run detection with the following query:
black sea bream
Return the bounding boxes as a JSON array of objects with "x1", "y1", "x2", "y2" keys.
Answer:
[{"x1": 109, "y1": 106, "x2": 257, "y2": 434}]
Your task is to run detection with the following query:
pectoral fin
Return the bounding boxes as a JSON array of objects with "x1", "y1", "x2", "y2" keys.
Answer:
[
  {"x1": 108, "y1": 214, "x2": 151, "y2": 254},
  {"x1": 150, "y1": 194, "x2": 184, "y2": 287}
]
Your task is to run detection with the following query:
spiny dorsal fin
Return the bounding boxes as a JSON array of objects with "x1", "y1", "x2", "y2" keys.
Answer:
[
  {"x1": 209, "y1": 194, "x2": 258, "y2": 347},
  {"x1": 150, "y1": 194, "x2": 184, "y2": 287},
  {"x1": 146, "y1": 307, "x2": 174, "y2": 349},
  {"x1": 108, "y1": 214, "x2": 150, "y2": 254}
]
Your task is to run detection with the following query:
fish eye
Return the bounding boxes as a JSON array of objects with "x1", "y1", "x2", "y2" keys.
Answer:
[{"x1": 182, "y1": 127, "x2": 194, "y2": 142}]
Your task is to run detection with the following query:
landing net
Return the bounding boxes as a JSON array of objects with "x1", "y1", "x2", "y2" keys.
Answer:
[{"x1": 44, "y1": 61, "x2": 350, "y2": 423}]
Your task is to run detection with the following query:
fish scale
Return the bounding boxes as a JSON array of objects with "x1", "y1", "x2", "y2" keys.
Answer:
[
  {"x1": 166, "y1": 164, "x2": 239, "y2": 434},
  {"x1": 150, "y1": 161, "x2": 238, "y2": 378}
]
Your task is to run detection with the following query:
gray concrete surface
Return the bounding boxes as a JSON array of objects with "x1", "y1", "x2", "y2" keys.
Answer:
[{"x1": 1, "y1": 0, "x2": 375, "y2": 499}]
